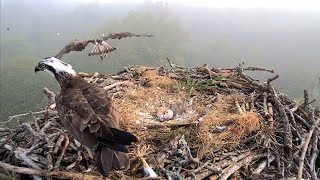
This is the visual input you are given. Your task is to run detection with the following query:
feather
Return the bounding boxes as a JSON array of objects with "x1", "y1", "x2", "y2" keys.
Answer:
[
  {"x1": 54, "y1": 32, "x2": 153, "y2": 59},
  {"x1": 56, "y1": 76, "x2": 137, "y2": 176}
]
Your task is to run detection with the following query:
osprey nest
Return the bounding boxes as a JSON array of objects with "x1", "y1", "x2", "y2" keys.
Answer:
[{"x1": 1, "y1": 62, "x2": 319, "y2": 180}]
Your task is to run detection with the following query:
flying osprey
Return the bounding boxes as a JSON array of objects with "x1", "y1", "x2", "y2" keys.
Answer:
[
  {"x1": 55, "y1": 32, "x2": 154, "y2": 60},
  {"x1": 34, "y1": 57, "x2": 137, "y2": 176}
]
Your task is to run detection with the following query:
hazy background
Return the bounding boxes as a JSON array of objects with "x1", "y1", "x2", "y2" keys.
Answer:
[{"x1": 1, "y1": 0, "x2": 320, "y2": 120}]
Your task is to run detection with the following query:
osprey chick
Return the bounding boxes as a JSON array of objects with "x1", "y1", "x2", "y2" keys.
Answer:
[
  {"x1": 35, "y1": 57, "x2": 137, "y2": 176},
  {"x1": 55, "y1": 32, "x2": 154, "y2": 60}
]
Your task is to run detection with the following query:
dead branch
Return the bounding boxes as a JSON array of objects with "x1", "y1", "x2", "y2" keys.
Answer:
[
  {"x1": 235, "y1": 100, "x2": 244, "y2": 114},
  {"x1": 54, "y1": 135, "x2": 65, "y2": 154},
  {"x1": 0, "y1": 162, "x2": 107, "y2": 180},
  {"x1": 297, "y1": 119, "x2": 319, "y2": 180},
  {"x1": 219, "y1": 153, "x2": 267, "y2": 180},
  {"x1": 252, "y1": 155, "x2": 275, "y2": 174},
  {"x1": 43, "y1": 87, "x2": 56, "y2": 105},
  {"x1": 54, "y1": 135, "x2": 69, "y2": 170},
  {"x1": 1, "y1": 110, "x2": 47, "y2": 127},
  {"x1": 267, "y1": 74, "x2": 279, "y2": 87},
  {"x1": 103, "y1": 81, "x2": 133, "y2": 91},
  {"x1": 267, "y1": 102, "x2": 274, "y2": 128}
]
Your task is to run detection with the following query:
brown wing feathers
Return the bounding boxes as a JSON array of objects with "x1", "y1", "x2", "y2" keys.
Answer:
[
  {"x1": 55, "y1": 32, "x2": 154, "y2": 59},
  {"x1": 57, "y1": 79, "x2": 137, "y2": 176},
  {"x1": 55, "y1": 40, "x2": 92, "y2": 59},
  {"x1": 102, "y1": 32, "x2": 154, "y2": 40},
  {"x1": 59, "y1": 81, "x2": 136, "y2": 151}
]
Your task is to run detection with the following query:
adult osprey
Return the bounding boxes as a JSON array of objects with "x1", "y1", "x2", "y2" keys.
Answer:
[
  {"x1": 55, "y1": 32, "x2": 154, "y2": 60},
  {"x1": 34, "y1": 57, "x2": 137, "y2": 176}
]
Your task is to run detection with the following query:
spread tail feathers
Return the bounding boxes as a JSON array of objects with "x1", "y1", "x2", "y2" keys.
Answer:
[{"x1": 95, "y1": 144, "x2": 130, "y2": 176}]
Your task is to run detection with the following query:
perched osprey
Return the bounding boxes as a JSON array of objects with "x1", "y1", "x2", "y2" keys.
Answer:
[
  {"x1": 34, "y1": 57, "x2": 137, "y2": 176},
  {"x1": 55, "y1": 32, "x2": 154, "y2": 60}
]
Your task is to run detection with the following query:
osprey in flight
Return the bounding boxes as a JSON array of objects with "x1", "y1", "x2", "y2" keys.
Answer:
[
  {"x1": 55, "y1": 32, "x2": 154, "y2": 60},
  {"x1": 34, "y1": 57, "x2": 137, "y2": 176}
]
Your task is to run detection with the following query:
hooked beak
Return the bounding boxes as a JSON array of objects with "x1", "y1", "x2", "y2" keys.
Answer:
[{"x1": 34, "y1": 66, "x2": 41, "y2": 73}]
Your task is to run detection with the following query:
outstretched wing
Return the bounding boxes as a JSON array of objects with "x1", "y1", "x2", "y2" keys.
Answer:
[
  {"x1": 102, "y1": 32, "x2": 154, "y2": 41},
  {"x1": 55, "y1": 32, "x2": 153, "y2": 59},
  {"x1": 55, "y1": 39, "x2": 93, "y2": 59}
]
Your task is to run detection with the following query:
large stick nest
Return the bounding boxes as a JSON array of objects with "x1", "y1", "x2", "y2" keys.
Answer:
[{"x1": 0, "y1": 63, "x2": 319, "y2": 180}]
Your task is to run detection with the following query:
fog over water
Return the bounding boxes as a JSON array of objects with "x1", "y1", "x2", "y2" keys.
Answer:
[{"x1": 1, "y1": 0, "x2": 320, "y2": 120}]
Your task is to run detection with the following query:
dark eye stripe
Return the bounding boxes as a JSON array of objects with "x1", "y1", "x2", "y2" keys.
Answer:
[{"x1": 46, "y1": 65, "x2": 57, "y2": 76}]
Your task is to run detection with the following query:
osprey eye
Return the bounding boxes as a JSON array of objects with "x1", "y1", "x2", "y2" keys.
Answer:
[{"x1": 41, "y1": 64, "x2": 46, "y2": 68}]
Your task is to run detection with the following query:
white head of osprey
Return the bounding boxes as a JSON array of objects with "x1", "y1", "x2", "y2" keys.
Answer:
[{"x1": 35, "y1": 57, "x2": 76, "y2": 77}]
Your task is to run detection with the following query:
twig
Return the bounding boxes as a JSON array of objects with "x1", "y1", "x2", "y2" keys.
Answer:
[
  {"x1": 166, "y1": 57, "x2": 174, "y2": 68},
  {"x1": 1, "y1": 110, "x2": 46, "y2": 127},
  {"x1": 270, "y1": 87, "x2": 292, "y2": 169},
  {"x1": 310, "y1": 125, "x2": 319, "y2": 180},
  {"x1": 21, "y1": 123, "x2": 42, "y2": 139},
  {"x1": 301, "y1": 99, "x2": 316, "y2": 109},
  {"x1": 243, "y1": 67, "x2": 275, "y2": 73},
  {"x1": 235, "y1": 100, "x2": 244, "y2": 115},
  {"x1": 267, "y1": 102, "x2": 274, "y2": 128},
  {"x1": 54, "y1": 135, "x2": 69, "y2": 170},
  {"x1": 252, "y1": 155, "x2": 275, "y2": 174},
  {"x1": 29, "y1": 112, "x2": 40, "y2": 132},
  {"x1": 53, "y1": 135, "x2": 65, "y2": 154},
  {"x1": 5, "y1": 145, "x2": 43, "y2": 180},
  {"x1": 267, "y1": 74, "x2": 279, "y2": 87},
  {"x1": 43, "y1": 87, "x2": 56, "y2": 105},
  {"x1": 216, "y1": 66, "x2": 275, "y2": 73},
  {"x1": 297, "y1": 119, "x2": 319, "y2": 180},
  {"x1": 303, "y1": 90, "x2": 309, "y2": 109},
  {"x1": 40, "y1": 121, "x2": 54, "y2": 135},
  {"x1": 103, "y1": 81, "x2": 132, "y2": 91},
  {"x1": 219, "y1": 153, "x2": 267, "y2": 180},
  {"x1": 293, "y1": 113, "x2": 311, "y2": 130},
  {"x1": 0, "y1": 162, "x2": 107, "y2": 180}
]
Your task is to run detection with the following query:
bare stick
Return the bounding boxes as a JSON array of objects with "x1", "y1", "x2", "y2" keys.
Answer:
[
  {"x1": 310, "y1": 126, "x2": 319, "y2": 180},
  {"x1": 293, "y1": 113, "x2": 311, "y2": 130},
  {"x1": 267, "y1": 74, "x2": 279, "y2": 87},
  {"x1": 54, "y1": 135, "x2": 69, "y2": 170},
  {"x1": 216, "y1": 66, "x2": 274, "y2": 73},
  {"x1": 303, "y1": 89, "x2": 309, "y2": 108},
  {"x1": 219, "y1": 153, "x2": 267, "y2": 180},
  {"x1": 53, "y1": 135, "x2": 65, "y2": 154},
  {"x1": 297, "y1": 119, "x2": 319, "y2": 180},
  {"x1": 103, "y1": 81, "x2": 132, "y2": 91},
  {"x1": 1, "y1": 110, "x2": 46, "y2": 127},
  {"x1": 0, "y1": 162, "x2": 107, "y2": 180},
  {"x1": 252, "y1": 155, "x2": 275, "y2": 174},
  {"x1": 243, "y1": 67, "x2": 275, "y2": 73},
  {"x1": 40, "y1": 121, "x2": 54, "y2": 135},
  {"x1": 270, "y1": 87, "x2": 292, "y2": 163},
  {"x1": 43, "y1": 87, "x2": 56, "y2": 105},
  {"x1": 29, "y1": 112, "x2": 40, "y2": 132},
  {"x1": 166, "y1": 57, "x2": 174, "y2": 68},
  {"x1": 235, "y1": 100, "x2": 244, "y2": 114},
  {"x1": 267, "y1": 102, "x2": 274, "y2": 128}
]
